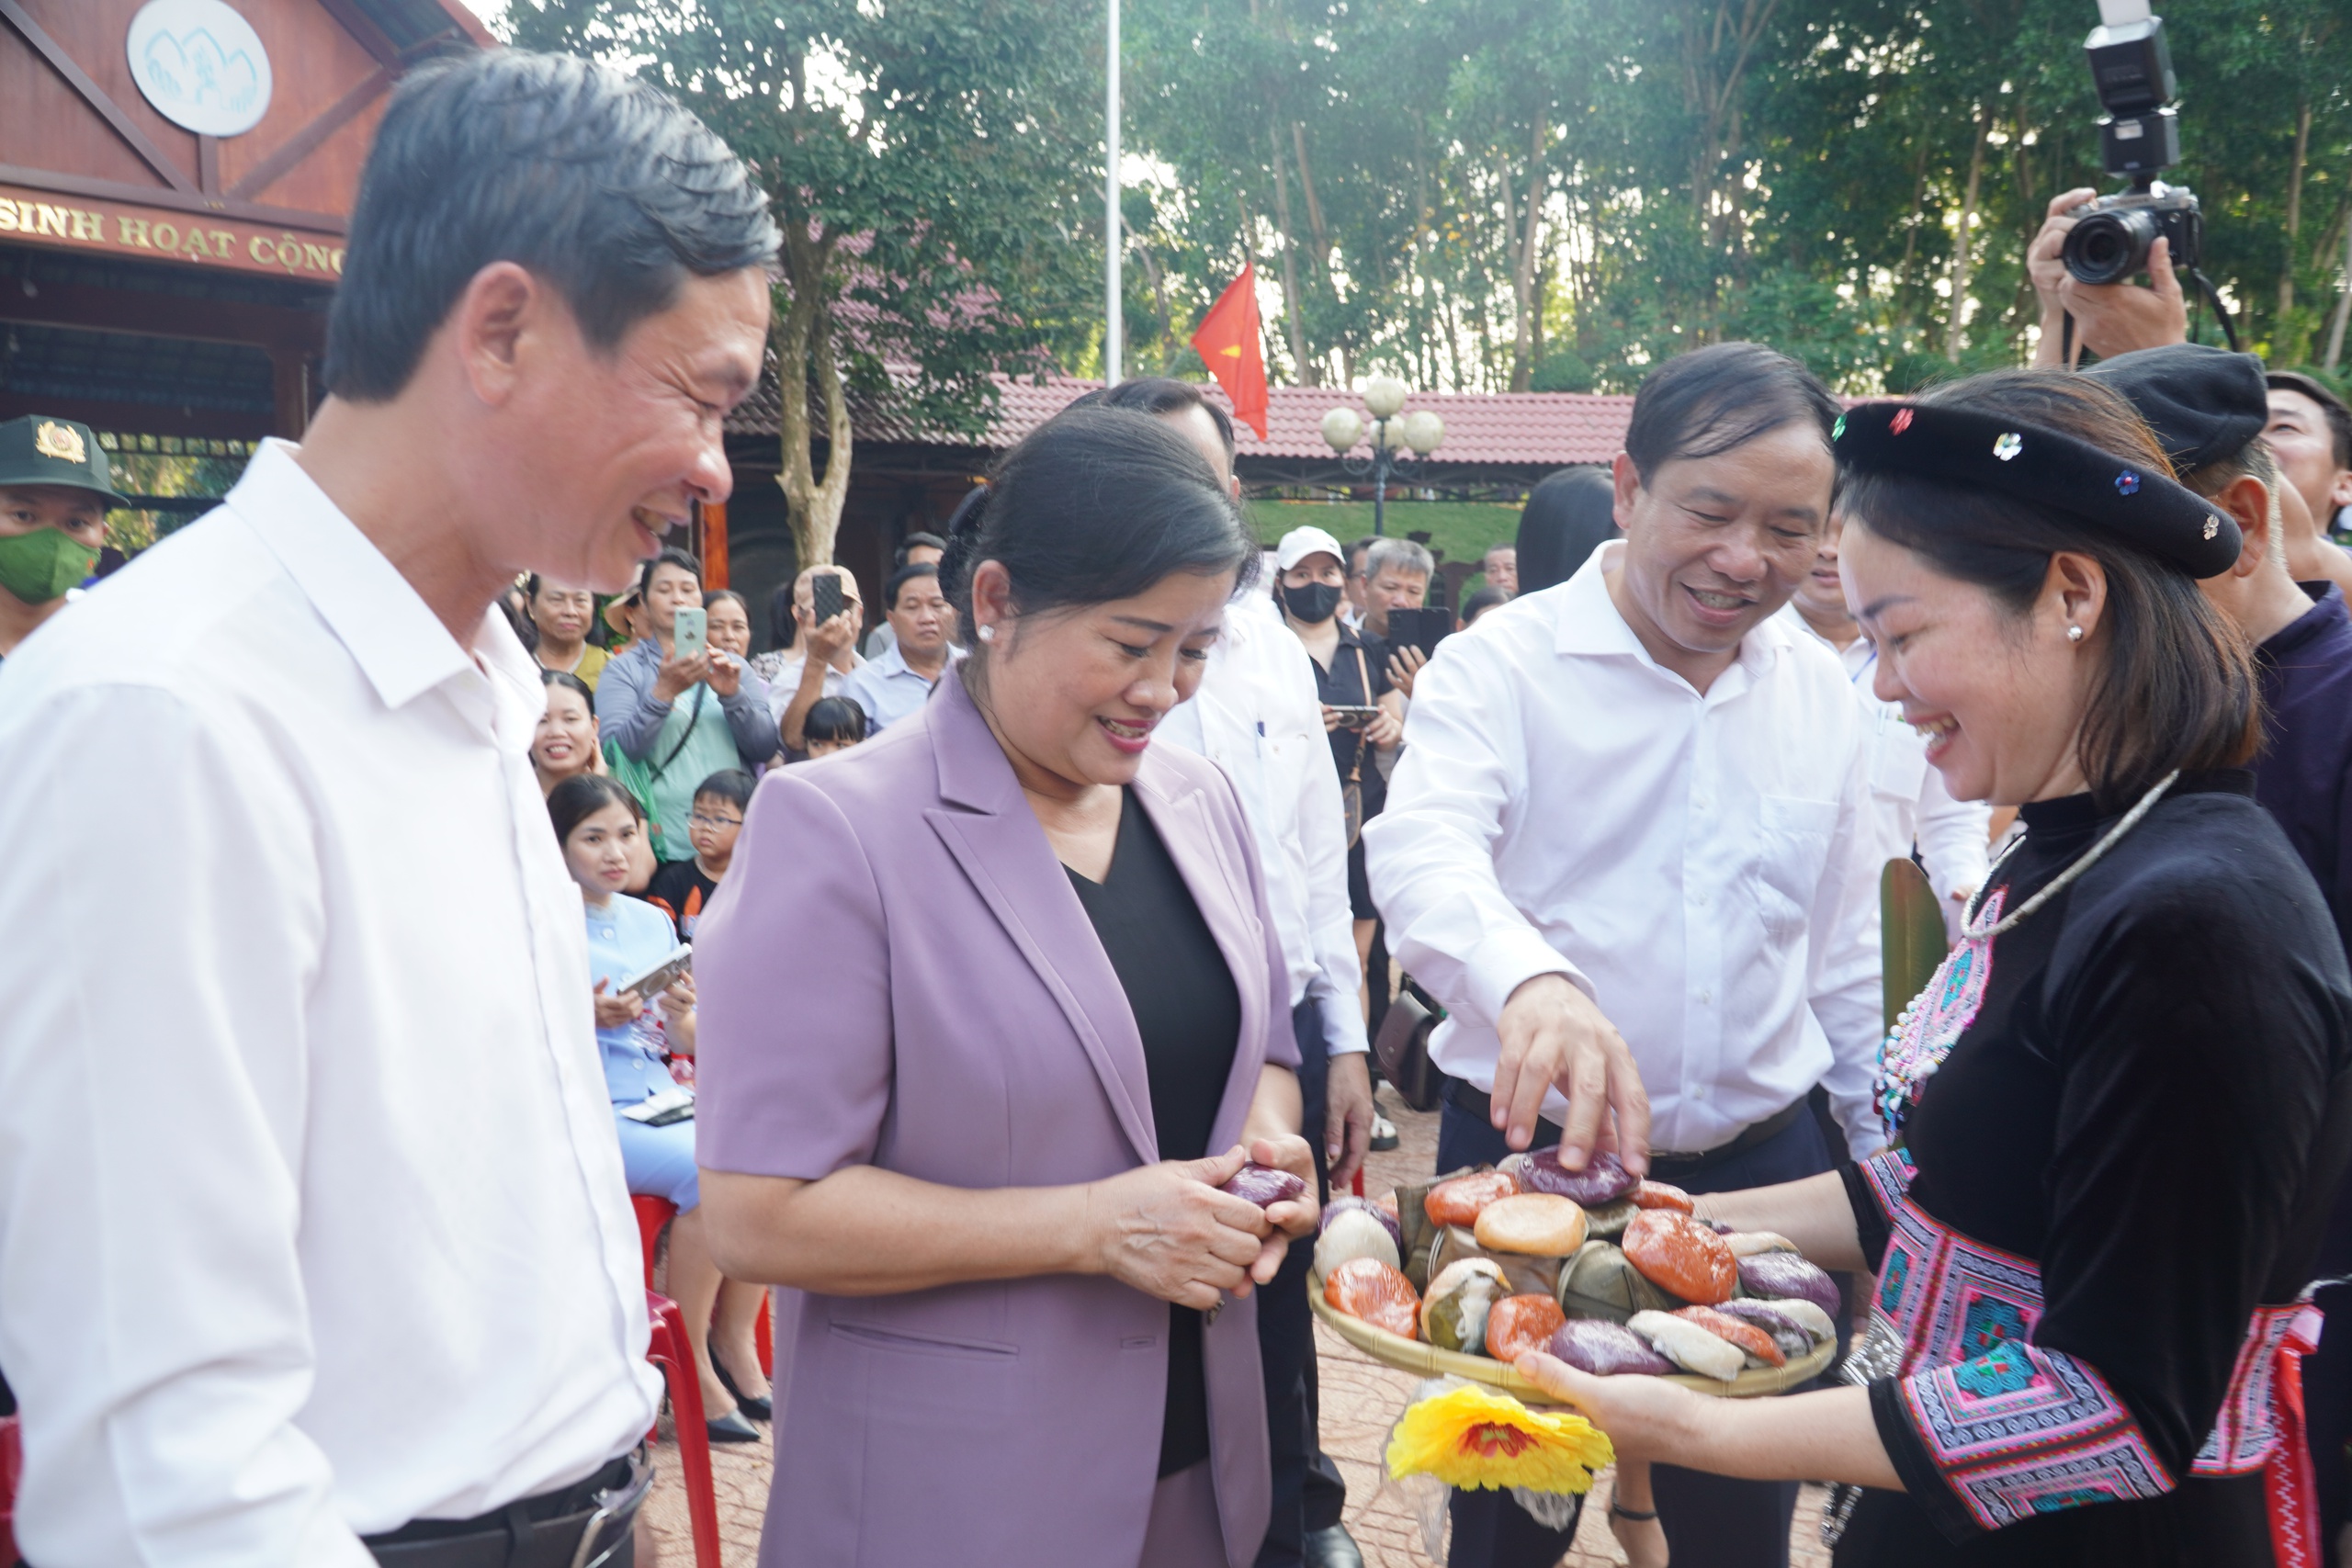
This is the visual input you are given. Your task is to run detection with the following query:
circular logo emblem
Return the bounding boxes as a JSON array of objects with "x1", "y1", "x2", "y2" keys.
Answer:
[{"x1": 126, "y1": 0, "x2": 273, "y2": 139}]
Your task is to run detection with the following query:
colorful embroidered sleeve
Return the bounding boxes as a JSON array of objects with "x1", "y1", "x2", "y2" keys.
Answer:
[
  {"x1": 1838, "y1": 1148, "x2": 1914, "y2": 1272},
  {"x1": 1873, "y1": 1340, "x2": 2176, "y2": 1539}
]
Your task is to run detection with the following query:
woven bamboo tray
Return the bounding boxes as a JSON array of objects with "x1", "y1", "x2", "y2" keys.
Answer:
[{"x1": 1308, "y1": 1269, "x2": 1835, "y2": 1401}]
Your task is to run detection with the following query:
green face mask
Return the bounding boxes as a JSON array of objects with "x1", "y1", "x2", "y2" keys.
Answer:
[{"x1": 0, "y1": 525, "x2": 100, "y2": 605}]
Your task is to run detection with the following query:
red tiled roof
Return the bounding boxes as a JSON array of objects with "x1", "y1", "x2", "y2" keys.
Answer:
[{"x1": 731, "y1": 366, "x2": 1633, "y2": 468}]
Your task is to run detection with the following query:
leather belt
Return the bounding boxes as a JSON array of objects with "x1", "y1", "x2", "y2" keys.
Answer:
[
  {"x1": 364, "y1": 1448, "x2": 650, "y2": 1568},
  {"x1": 1443, "y1": 1083, "x2": 1805, "y2": 1181}
]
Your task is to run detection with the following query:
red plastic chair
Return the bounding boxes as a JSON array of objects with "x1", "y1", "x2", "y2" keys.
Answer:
[
  {"x1": 2, "y1": 1414, "x2": 20, "y2": 1568},
  {"x1": 630, "y1": 1196, "x2": 771, "y2": 1373},
  {"x1": 644, "y1": 1291, "x2": 723, "y2": 1568}
]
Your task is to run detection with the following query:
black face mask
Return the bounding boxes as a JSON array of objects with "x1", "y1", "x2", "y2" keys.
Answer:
[{"x1": 1279, "y1": 580, "x2": 1343, "y2": 625}]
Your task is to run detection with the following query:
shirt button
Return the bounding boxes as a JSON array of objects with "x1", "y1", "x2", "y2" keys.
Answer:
[
  {"x1": 1694, "y1": 1084, "x2": 1711, "y2": 1100},
  {"x1": 1689, "y1": 887, "x2": 1709, "y2": 906},
  {"x1": 1692, "y1": 795, "x2": 1713, "y2": 811},
  {"x1": 1695, "y1": 987, "x2": 1713, "y2": 1005}
]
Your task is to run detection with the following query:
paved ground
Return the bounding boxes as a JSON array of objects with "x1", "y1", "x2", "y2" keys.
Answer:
[{"x1": 639, "y1": 1091, "x2": 1833, "y2": 1566}]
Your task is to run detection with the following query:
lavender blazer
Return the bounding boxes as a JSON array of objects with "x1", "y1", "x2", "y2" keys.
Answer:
[{"x1": 695, "y1": 669, "x2": 1297, "y2": 1568}]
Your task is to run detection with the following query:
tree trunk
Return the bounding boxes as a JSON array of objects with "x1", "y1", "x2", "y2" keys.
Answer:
[
  {"x1": 2325, "y1": 212, "x2": 2352, "y2": 372},
  {"x1": 1509, "y1": 116, "x2": 1548, "y2": 391},
  {"x1": 2279, "y1": 97, "x2": 2312, "y2": 330},
  {"x1": 1292, "y1": 121, "x2": 1333, "y2": 272},
  {"x1": 1944, "y1": 104, "x2": 1992, "y2": 363},
  {"x1": 1266, "y1": 118, "x2": 1315, "y2": 384},
  {"x1": 775, "y1": 227, "x2": 852, "y2": 570}
]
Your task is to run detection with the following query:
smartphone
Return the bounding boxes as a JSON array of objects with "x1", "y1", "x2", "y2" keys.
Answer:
[
  {"x1": 811, "y1": 569, "x2": 845, "y2": 626},
  {"x1": 1385, "y1": 606, "x2": 1451, "y2": 660},
  {"x1": 1328, "y1": 705, "x2": 1381, "y2": 729},
  {"x1": 672, "y1": 606, "x2": 707, "y2": 660},
  {"x1": 619, "y1": 942, "x2": 694, "y2": 1000}
]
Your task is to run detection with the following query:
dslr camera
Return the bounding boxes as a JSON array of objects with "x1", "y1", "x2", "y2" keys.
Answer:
[{"x1": 2062, "y1": 2, "x2": 2201, "y2": 286}]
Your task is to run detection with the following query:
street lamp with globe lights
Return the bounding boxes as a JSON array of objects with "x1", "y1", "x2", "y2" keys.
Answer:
[{"x1": 1321, "y1": 376, "x2": 1444, "y2": 536}]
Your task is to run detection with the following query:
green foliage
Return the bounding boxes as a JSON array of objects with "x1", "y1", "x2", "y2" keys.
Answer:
[{"x1": 1121, "y1": 0, "x2": 2352, "y2": 392}]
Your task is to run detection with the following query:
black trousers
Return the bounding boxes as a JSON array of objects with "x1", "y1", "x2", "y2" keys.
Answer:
[
  {"x1": 2309, "y1": 1280, "x2": 2352, "y2": 1568},
  {"x1": 1435, "y1": 1097, "x2": 1841, "y2": 1568},
  {"x1": 1257, "y1": 998, "x2": 1351, "y2": 1566}
]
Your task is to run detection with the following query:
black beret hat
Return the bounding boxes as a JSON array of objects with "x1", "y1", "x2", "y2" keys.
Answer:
[
  {"x1": 2080, "y1": 344, "x2": 2267, "y2": 476},
  {"x1": 1834, "y1": 400, "x2": 2241, "y2": 578}
]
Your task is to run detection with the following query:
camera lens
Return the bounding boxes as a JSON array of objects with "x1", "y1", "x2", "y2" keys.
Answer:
[{"x1": 2064, "y1": 207, "x2": 2156, "y2": 285}]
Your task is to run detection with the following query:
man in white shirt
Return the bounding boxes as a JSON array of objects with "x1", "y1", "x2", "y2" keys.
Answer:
[
  {"x1": 840, "y1": 559, "x2": 960, "y2": 731},
  {"x1": 1781, "y1": 518, "x2": 1992, "y2": 938},
  {"x1": 1366, "y1": 344, "x2": 1880, "y2": 1568},
  {"x1": 1083, "y1": 377, "x2": 1374, "y2": 1568},
  {"x1": 0, "y1": 51, "x2": 778, "y2": 1568}
]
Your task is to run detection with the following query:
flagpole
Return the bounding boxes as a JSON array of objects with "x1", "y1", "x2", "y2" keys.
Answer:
[{"x1": 1103, "y1": 0, "x2": 1123, "y2": 387}]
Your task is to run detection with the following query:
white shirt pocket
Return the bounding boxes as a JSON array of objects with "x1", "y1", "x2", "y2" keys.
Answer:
[{"x1": 1749, "y1": 795, "x2": 1838, "y2": 939}]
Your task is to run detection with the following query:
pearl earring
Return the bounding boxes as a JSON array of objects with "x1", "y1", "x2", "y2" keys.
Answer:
[
  {"x1": 977, "y1": 625, "x2": 996, "y2": 643},
  {"x1": 2066, "y1": 625, "x2": 2085, "y2": 643}
]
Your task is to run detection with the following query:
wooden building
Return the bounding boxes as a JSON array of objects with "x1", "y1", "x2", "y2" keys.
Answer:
[{"x1": 0, "y1": 0, "x2": 488, "y2": 482}]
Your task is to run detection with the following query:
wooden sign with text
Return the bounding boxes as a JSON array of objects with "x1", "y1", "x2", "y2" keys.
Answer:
[{"x1": 0, "y1": 183, "x2": 342, "y2": 284}]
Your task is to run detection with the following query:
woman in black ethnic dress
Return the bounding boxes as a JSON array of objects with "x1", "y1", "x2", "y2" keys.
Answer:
[{"x1": 1515, "y1": 370, "x2": 2352, "y2": 1567}]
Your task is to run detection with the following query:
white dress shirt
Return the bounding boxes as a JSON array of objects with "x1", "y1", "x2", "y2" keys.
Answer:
[
  {"x1": 1159, "y1": 592, "x2": 1370, "y2": 1060},
  {"x1": 1363, "y1": 546, "x2": 1884, "y2": 1157},
  {"x1": 1779, "y1": 604, "x2": 1992, "y2": 927},
  {"x1": 753, "y1": 646, "x2": 863, "y2": 729},
  {"x1": 0, "y1": 442, "x2": 658, "y2": 1565},
  {"x1": 840, "y1": 641, "x2": 964, "y2": 734}
]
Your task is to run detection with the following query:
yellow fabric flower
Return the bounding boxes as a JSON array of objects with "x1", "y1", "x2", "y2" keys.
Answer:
[{"x1": 1385, "y1": 1383, "x2": 1614, "y2": 1494}]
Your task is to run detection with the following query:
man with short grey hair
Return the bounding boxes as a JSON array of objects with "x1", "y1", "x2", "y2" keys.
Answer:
[{"x1": 0, "y1": 49, "x2": 778, "y2": 1567}]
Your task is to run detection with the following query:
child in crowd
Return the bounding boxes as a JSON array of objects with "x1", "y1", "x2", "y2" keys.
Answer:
[
  {"x1": 800, "y1": 695, "x2": 868, "y2": 759},
  {"x1": 646, "y1": 768, "x2": 752, "y2": 939},
  {"x1": 548, "y1": 773, "x2": 769, "y2": 1445}
]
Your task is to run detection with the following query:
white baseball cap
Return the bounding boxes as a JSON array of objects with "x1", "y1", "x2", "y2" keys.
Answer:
[{"x1": 1275, "y1": 525, "x2": 1348, "y2": 572}]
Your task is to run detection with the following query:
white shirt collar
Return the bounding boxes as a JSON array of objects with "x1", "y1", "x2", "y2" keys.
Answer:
[
  {"x1": 1546, "y1": 540, "x2": 1791, "y2": 686},
  {"x1": 224, "y1": 440, "x2": 529, "y2": 715}
]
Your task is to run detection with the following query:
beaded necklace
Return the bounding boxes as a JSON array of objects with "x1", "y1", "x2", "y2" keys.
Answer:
[{"x1": 1873, "y1": 769, "x2": 2179, "y2": 1139}]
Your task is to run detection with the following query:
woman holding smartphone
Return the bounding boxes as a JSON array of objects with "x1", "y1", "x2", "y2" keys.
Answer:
[
  {"x1": 549, "y1": 773, "x2": 774, "y2": 1446},
  {"x1": 594, "y1": 548, "x2": 777, "y2": 860}
]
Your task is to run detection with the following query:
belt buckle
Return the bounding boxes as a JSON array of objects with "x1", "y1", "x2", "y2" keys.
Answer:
[{"x1": 569, "y1": 1448, "x2": 654, "y2": 1568}]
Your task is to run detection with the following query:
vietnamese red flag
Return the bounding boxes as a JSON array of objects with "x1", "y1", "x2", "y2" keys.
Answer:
[{"x1": 1190, "y1": 261, "x2": 1269, "y2": 440}]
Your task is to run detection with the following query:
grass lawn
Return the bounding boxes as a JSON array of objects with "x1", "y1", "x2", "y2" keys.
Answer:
[{"x1": 1244, "y1": 499, "x2": 1524, "y2": 571}]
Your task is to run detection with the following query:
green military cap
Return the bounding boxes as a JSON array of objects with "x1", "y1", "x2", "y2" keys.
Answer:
[{"x1": 0, "y1": 415, "x2": 126, "y2": 505}]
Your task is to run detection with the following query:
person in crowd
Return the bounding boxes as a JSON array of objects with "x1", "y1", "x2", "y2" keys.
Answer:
[
  {"x1": 1516, "y1": 465, "x2": 1622, "y2": 595},
  {"x1": 1341, "y1": 536, "x2": 1376, "y2": 630},
  {"x1": 2022, "y1": 186, "x2": 2352, "y2": 596},
  {"x1": 1276, "y1": 525, "x2": 1403, "y2": 1001},
  {"x1": 646, "y1": 767, "x2": 751, "y2": 939},
  {"x1": 1781, "y1": 518, "x2": 1992, "y2": 936},
  {"x1": 1481, "y1": 542, "x2": 1519, "y2": 598},
  {"x1": 704, "y1": 586, "x2": 755, "y2": 663},
  {"x1": 549, "y1": 774, "x2": 771, "y2": 1448},
  {"x1": 2257, "y1": 373, "x2": 2352, "y2": 570},
  {"x1": 596, "y1": 547, "x2": 778, "y2": 860},
  {"x1": 1083, "y1": 376, "x2": 1375, "y2": 1568},
  {"x1": 1457, "y1": 585, "x2": 1508, "y2": 630},
  {"x1": 1521, "y1": 371, "x2": 2352, "y2": 1568},
  {"x1": 534, "y1": 669, "x2": 607, "y2": 794},
  {"x1": 539, "y1": 669, "x2": 660, "y2": 897},
  {"x1": 1366, "y1": 343, "x2": 1879, "y2": 1568},
  {"x1": 762, "y1": 563, "x2": 866, "y2": 753},
  {"x1": 694, "y1": 406, "x2": 1316, "y2": 1567},
  {"x1": 840, "y1": 560, "x2": 959, "y2": 731},
  {"x1": 865, "y1": 528, "x2": 951, "y2": 656},
  {"x1": 2084, "y1": 344, "x2": 2352, "y2": 1562},
  {"x1": 1363, "y1": 536, "x2": 1436, "y2": 698},
  {"x1": 604, "y1": 579, "x2": 644, "y2": 649},
  {"x1": 0, "y1": 414, "x2": 119, "y2": 662},
  {"x1": 798, "y1": 694, "x2": 868, "y2": 758},
  {"x1": 0, "y1": 48, "x2": 778, "y2": 1563},
  {"x1": 524, "y1": 574, "x2": 613, "y2": 690}
]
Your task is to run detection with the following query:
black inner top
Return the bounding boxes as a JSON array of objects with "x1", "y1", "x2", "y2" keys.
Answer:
[
  {"x1": 1066, "y1": 788, "x2": 1242, "y2": 1478},
  {"x1": 1308, "y1": 624, "x2": 1391, "y2": 805},
  {"x1": 1838, "y1": 773, "x2": 2352, "y2": 1565}
]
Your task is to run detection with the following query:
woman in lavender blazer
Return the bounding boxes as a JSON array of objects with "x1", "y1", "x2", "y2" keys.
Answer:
[{"x1": 694, "y1": 409, "x2": 1318, "y2": 1568}]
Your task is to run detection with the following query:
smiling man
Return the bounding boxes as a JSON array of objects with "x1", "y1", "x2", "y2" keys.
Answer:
[
  {"x1": 0, "y1": 51, "x2": 777, "y2": 1568},
  {"x1": 1365, "y1": 344, "x2": 1880, "y2": 1568}
]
